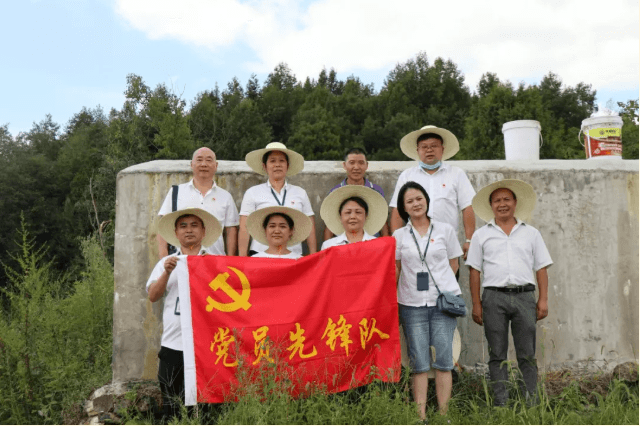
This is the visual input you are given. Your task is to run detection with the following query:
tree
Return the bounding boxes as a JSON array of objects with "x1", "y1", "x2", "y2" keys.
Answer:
[
  {"x1": 189, "y1": 79, "x2": 272, "y2": 160},
  {"x1": 619, "y1": 99, "x2": 639, "y2": 159},
  {"x1": 461, "y1": 73, "x2": 595, "y2": 160},
  {"x1": 258, "y1": 63, "x2": 305, "y2": 142}
]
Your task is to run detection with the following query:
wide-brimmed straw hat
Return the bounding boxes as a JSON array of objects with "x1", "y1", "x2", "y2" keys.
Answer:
[
  {"x1": 472, "y1": 179, "x2": 537, "y2": 223},
  {"x1": 320, "y1": 186, "x2": 389, "y2": 236},
  {"x1": 246, "y1": 206, "x2": 312, "y2": 247},
  {"x1": 400, "y1": 125, "x2": 460, "y2": 161},
  {"x1": 245, "y1": 142, "x2": 305, "y2": 176},
  {"x1": 158, "y1": 208, "x2": 222, "y2": 249}
]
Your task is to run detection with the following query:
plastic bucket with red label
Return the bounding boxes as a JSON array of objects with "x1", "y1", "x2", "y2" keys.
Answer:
[{"x1": 580, "y1": 115, "x2": 623, "y2": 159}]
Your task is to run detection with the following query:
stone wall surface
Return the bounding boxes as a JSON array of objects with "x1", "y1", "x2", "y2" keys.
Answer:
[{"x1": 113, "y1": 159, "x2": 639, "y2": 382}]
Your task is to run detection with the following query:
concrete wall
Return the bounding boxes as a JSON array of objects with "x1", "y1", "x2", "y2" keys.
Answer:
[{"x1": 113, "y1": 159, "x2": 639, "y2": 382}]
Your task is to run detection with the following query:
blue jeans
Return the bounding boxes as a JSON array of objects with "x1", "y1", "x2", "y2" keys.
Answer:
[{"x1": 399, "y1": 304, "x2": 457, "y2": 373}]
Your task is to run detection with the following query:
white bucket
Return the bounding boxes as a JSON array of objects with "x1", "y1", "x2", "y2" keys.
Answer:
[
  {"x1": 579, "y1": 115, "x2": 623, "y2": 159},
  {"x1": 502, "y1": 120, "x2": 543, "y2": 160}
]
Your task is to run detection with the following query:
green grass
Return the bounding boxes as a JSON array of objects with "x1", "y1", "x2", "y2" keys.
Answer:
[{"x1": 115, "y1": 365, "x2": 638, "y2": 425}]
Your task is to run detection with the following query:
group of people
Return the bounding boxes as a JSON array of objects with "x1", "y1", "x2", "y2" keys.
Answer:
[{"x1": 147, "y1": 125, "x2": 553, "y2": 421}]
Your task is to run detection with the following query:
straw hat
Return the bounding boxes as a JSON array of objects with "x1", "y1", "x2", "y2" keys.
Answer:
[
  {"x1": 400, "y1": 125, "x2": 460, "y2": 161},
  {"x1": 472, "y1": 179, "x2": 537, "y2": 223},
  {"x1": 246, "y1": 206, "x2": 312, "y2": 247},
  {"x1": 245, "y1": 142, "x2": 305, "y2": 176},
  {"x1": 158, "y1": 208, "x2": 222, "y2": 249},
  {"x1": 320, "y1": 186, "x2": 389, "y2": 236}
]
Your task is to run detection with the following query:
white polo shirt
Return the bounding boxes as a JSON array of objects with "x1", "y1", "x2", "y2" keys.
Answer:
[
  {"x1": 252, "y1": 251, "x2": 302, "y2": 259},
  {"x1": 394, "y1": 221, "x2": 463, "y2": 307},
  {"x1": 158, "y1": 180, "x2": 240, "y2": 255},
  {"x1": 390, "y1": 163, "x2": 475, "y2": 232},
  {"x1": 240, "y1": 181, "x2": 315, "y2": 255},
  {"x1": 146, "y1": 248, "x2": 210, "y2": 351},
  {"x1": 466, "y1": 219, "x2": 553, "y2": 288},
  {"x1": 320, "y1": 231, "x2": 376, "y2": 250}
]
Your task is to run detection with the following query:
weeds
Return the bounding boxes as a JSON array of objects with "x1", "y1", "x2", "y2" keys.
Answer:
[
  {"x1": 0, "y1": 219, "x2": 113, "y2": 424},
  {"x1": 110, "y1": 362, "x2": 637, "y2": 425}
]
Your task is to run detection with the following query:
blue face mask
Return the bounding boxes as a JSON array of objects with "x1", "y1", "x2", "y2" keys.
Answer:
[{"x1": 419, "y1": 160, "x2": 441, "y2": 170}]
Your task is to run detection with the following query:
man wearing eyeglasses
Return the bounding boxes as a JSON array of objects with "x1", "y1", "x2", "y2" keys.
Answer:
[{"x1": 389, "y1": 126, "x2": 476, "y2": 261}]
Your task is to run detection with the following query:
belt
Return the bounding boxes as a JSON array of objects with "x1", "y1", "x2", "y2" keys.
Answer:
[{"x1": 484, "y1": 284, "x2": 535, "y2": 293}]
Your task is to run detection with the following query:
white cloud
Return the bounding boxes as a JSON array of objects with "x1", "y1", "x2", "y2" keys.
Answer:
[{"x1": 115, "y1": 0, "x2": 639, "y2": 92}]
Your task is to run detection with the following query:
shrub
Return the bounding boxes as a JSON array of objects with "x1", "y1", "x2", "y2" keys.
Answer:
[{"x1": 0, "y1": 217, "x2": 113, "y2": 424}]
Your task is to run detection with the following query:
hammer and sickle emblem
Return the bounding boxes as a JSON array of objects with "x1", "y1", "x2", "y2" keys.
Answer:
[{"x1": 205, "y1": 266, "x2": 252, "y2": 313}]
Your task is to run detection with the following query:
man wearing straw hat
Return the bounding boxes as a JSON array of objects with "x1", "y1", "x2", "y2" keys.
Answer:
[
  {"x1": 156, "y1": 147, "x2": 239, "y2": 258},
  {"x1": 147, "y1": 208, "x2": 222, "y2": 419},
  {"x1": 389, "y1": 126, "x2": 476, "y2": 260},
  {"x1": 466, "y1": 180, "x2": 552, "y2": 406}
]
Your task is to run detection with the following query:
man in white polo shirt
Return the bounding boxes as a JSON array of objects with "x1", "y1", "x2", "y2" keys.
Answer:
[
  {"x1": 156, "y1": 147, "x2": 239, "y2": 258},
  {"x1": 389, "y1": 126, "x2": 476, "y2": 260},
  {"x1": 466, "y1": 179, "x2": 552, "y2": 407},
  {"x1": 147, "y1": 207, "x2": 222, "y2": 420}
]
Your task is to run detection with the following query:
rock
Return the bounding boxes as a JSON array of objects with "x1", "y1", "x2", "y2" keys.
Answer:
[
  {"x1": 90, "y1": 382, "x2": 127, "y2": 400},
  {"x1": 612, "y1": 362, "x2": 639, "y2": 382},
  {"x1": 92, "y1": 395, "x2": 114, "y2": 413},
  {"x1": 100, "y1": 412, "x2": 121, "y2": 425}
]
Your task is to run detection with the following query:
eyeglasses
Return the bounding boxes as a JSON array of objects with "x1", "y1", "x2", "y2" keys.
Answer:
[{"x1": 417, "y1": 143, "x2": 442, "y2": 151}]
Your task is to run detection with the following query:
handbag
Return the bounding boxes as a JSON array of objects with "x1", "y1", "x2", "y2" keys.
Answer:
[{"x1": 435, "y1": 288, "x2": 467, "y2": 317}]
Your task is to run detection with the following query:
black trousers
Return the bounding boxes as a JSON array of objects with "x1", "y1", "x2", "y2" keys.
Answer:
[{"x1": 158, "y1": 346, "x2": 185, "y2": 419}]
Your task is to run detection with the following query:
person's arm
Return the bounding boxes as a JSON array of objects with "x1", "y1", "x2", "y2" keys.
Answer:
[
  {"x1": 390, "y1": 208, "x2": 404, "y2": 234},
  {"x1": 238, "y1": 216, "x2": 250, "y2": 256},
  {"x1": 156, "y1": 232, "x2": 168, "y2": 259},
  {"x1": 536, "y1": 267, "x2": 549, "y2": 321},
  {"x1": 469, "y1": 267, "x2": 482, "y2": 326},
  {"x1": 323, "y1": 226, "x2": 334, "y2": 242},
  {"x1": 148, "y1": 257, "x2": 177, "y2": 302},
  {"x1": 380, "y1": 222, "x2": 390, "y2": 237},
  {"x1": 461, "y1": 206, "x2": 475, "y2": 260},
  {"x1": 395, "y1": 260, "x2": 401, "y2": 286},
  {"x1": 449, "y1": 258, "x2": 459, "y2": 275},
  {"x1": 225, "y1": 226, "x2": 238, "y2": 256},
  {"x1": 306, "y1": 220, "x2": 318, "y2": 254}
]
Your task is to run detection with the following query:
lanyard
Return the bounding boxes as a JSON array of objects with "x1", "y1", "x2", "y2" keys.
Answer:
[
  {"x1": 270, "y1": 187, "x2": 287, "y2": 206},
  {"x1": 409, "y1": 225, "x2": 433, "y2": 267}
]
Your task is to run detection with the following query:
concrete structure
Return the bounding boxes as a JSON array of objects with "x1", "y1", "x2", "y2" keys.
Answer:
[{"x1": 113, "y1": 159, "x2": 639, "y2": 383}]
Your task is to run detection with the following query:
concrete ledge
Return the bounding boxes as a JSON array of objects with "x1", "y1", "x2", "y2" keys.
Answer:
[{"x1": 113, "y1": 159, "x2": 639, "y2": 383}]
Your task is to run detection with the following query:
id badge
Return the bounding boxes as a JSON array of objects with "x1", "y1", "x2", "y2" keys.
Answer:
[{"x1": 417, "y1": 272, "x2": 429, "y2": 291}]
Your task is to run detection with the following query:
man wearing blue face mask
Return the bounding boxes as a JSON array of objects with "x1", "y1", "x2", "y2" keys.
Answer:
[{"x1": 389, "y1": 126, "x2": 476, "y2": 261}]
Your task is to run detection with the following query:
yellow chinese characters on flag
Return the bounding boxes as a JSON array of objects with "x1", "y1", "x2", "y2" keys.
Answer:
[{"x1": 179, "y1": 237, "x2": 400, "y2": 404}]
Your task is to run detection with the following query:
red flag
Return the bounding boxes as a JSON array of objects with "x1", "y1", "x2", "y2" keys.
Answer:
[{"x1": 184, "y1": 237, "x2": 400, "y2": 403}]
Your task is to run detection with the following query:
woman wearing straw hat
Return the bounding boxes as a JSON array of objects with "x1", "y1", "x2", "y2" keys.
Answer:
[
  {"x1": 146, "y1": 208, "x2": 222, "y2": 420},
  {"x1": 239, "y1": 142, "x2": 317, "y2": 257},
  {"x1": 319, "y1": 185, "x2": 388, "y2": 250},
  {"x1": 393, "y1": 181, "x2": 463, "y2": 419},
  {"x1": 246, "y1": 206, "x2": 312, "y2": 259},
  {"x1": 466, "y1": 179, "x2": 552, "y2": 407}
]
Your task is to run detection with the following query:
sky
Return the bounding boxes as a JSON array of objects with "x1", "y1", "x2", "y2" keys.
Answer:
[{"x1": 2, "y1": 0, "x2": 638, "y2": 136}]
